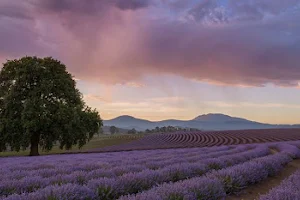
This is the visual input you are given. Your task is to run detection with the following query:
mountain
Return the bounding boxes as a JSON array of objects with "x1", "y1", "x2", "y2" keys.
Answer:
[
  {"x1": 103, "y1": 113, "x2": 300, "y2": 131},
  {"x1": 193, "y1": 113, "x2": 250, "y2": 122},
  {"x1": 104, "y1": 115, "x2": 155, "y2": 130}
]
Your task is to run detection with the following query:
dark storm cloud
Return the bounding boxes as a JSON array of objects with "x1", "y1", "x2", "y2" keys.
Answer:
[
  {"x1": 34, "y1": 0, "x2": 152, "y2": 14},
  {"x1": 141, "y1": 16, "x2": 300, "y2": 86},
  {"x1": 227, "y1": 0, "x2": 300, "y2": 21},
  {"x1": 115, "y1": 0, "x2": 152, "y2": 10},
  {"x1": 188, "y1": 0, "x2": 219, "y2": 21}
]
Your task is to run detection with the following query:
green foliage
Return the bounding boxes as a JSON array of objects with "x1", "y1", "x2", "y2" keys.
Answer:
[
  {"x1": 98, "y1": 127, "x2": 104, "y2": 135},
  {"x1": 127, "y1": 128, "x2": 137, "y2": 134},
  {"x1": 109, "y1": 126, "x2": 119, "y2": 134},
  {"x1": 97, "y1": 186, "x2": 115, "y2": 200},
  {"x1": 0, "y1": 56, "x2": 102, "y2": 156},
  {"x1": 208, "y1": 163, "x2": 222, "y2": 170},
  {"x1": 220, "y1": 176, "x2": 243, "y2": 194},
  {"x1": 168, "y1": 194, "x2": 184, "y2": 200},
  {"x1": 142, "y1": 126, "x2": 200, "y2": 134}
]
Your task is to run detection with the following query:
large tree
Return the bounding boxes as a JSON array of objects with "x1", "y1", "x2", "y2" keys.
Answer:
[{"x1": 0, "y1": 56, "x2": 102, "y2": 156}]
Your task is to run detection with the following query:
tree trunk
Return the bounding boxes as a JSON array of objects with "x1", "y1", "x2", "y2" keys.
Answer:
[{"x1": 29, "y1": 134, "x2": 40, "y2": 156}]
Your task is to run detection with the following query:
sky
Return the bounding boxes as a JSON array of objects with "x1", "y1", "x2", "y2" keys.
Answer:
[{"x1": 1, "y1": 0, "x2": 300, "y2": 124}]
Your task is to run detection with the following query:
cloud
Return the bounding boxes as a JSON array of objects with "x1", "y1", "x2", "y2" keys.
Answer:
[
  {"x1": 115, "y1": 0, "x2": 152, "y2": 10},
  {"x1": 93, "y1": 99, "x2": 186, "y2": 120},
  {"x1": 33, "y1": 0, "x2": 152, "y2": 14},
  {"x1": 0, "y1": 0, "x2": 33, "y2": 20},
  {"x1": 228, "y1": 0, "x2": 300, "y2": 17},
  {"x1": 186, "y1": 0, "x2": 228, "y2": 24},
  {"x1": 72, "y1": 77, "x2": 81, "y2": 81},
  {"x1": 117, "y1": 82, "x2": 146, "y2": 88},
  {"x1": 83, "y1": 94, "x2": 111, "y2": 103},
  {"x1": 185, "y1": 0, "x2": 300, "y2": 24},
  {"x1": 205, "y1": 101, "x2": 300, "y2": 109},
  {"x1": 149, "y1": 96, "x2": 186, "y2": 104},
  {"x1": 1, "y1": 0, "x2": 300, "y2": 87}
]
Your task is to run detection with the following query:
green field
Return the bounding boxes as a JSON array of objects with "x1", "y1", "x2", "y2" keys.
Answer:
[{"x1": 0, "y1": 134, "x2": 144, "y2": 157}]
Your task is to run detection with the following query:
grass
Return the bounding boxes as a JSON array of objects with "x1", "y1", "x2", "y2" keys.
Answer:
[{"x1": 0, "y1": 134, "x2": 144, "y2": 157}]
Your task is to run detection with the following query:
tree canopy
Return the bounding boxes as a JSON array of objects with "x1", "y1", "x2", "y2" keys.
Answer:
[
  {"x1": 109, "y1": 126, "x2": 119, "y2": 134},
  {"x1": 0, "y1": 56, "x2": 102, "y2": 156},
  {"x1": 127, "y1": 128, "x2": 137, "y2": 134}
]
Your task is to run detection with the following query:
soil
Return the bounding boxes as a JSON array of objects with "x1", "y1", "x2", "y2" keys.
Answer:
[
  {"x1": 269, "y1": 148, "x2": 278, "y2": 154},
  {"x1": 226, "y1": 159, "x2": 300, "y2": 200}
]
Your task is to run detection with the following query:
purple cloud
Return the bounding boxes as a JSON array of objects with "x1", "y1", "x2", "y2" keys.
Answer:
[
  {"x1": 0, "y1": 1, "x2": 32, "y2": 20},
  {"x1": 0, "y1": 0, "x2": 300, "y2": 87},
  {"x1": 115, "y1": 0, "x2": 152, "y2": 10},
  {"x1": 33, "y1": 0, "x2": 152, "y2": 14}
]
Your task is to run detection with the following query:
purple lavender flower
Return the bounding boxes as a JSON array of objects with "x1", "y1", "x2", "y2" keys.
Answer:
[
  {"x1": 274, "y1": 143, "x2": 300, "y2": 158},
  {"x1": 1, "y1": 141, "x2": 299, "y2": 200},
  {"x1": 259, "y1": 170, "x2": 300, "y2": 200},
  {"x1": 3, "y1": 183, "x2": 96, "y2": 200}
]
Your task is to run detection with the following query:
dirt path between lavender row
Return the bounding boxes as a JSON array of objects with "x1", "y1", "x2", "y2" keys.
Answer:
[{"x1": 226, "y1": 158, "x2": 300, "y2": 200}]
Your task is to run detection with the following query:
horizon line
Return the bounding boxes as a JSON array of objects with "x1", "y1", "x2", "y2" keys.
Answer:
[{"x1": 102, "y1": 113, "x2": 298, "y2": 125}]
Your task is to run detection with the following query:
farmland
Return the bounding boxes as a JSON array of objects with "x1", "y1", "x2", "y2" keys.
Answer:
[
  {"x1": 2, "y1": 129, "x2": 300, "y2": 199},
  {"x1": 1, "y1": 139, "x2": 300, "y2": 199},
  {"x1": 93, "y1": 128, "x2": 300, "y2": 152},
  {"x1": 0, "y1": 134, "x2": 143, "y2": 157}
]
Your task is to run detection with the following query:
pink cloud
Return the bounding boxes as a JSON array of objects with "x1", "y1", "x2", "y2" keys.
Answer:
[{"x1": 0, "y1": 0, "x2": 300, "y2": 87}]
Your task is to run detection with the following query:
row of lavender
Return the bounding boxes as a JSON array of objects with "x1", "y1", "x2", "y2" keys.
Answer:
[
  {"x1": 1, "y1": 141, "x2": 300, "y2": 200},
  {"x1": 95, "y1": 129, "x2": 300, "y2": 152},
  {"x1": 0, "y1": 145, "x2": 248, "y2": 181},
  {"x1": 1, "y1": 145, "x2": 233, "y2": 168},
  {"x1": 0, "y1": 145, "x2": 256, "y2": 198},
  {"x1": 119, "y1": 143, "x2": 300, "y2": 200},
  {"x1": 0, "y1": 146, "x2": 231, "y2": 173},
  {"x1": 260, "y1": 170, "x2": 300, "y2": 199}
]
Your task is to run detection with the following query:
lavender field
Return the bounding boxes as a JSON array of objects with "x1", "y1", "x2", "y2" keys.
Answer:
[
  {"x1": 1, "y1": 141, "x2": 300, "y2": 200},
  {"x1": 94, "y1": 129, "x2": 300, "y2": 152}
]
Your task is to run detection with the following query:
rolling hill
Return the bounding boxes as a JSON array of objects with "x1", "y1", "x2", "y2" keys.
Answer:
[{"x1": 103, "y1": 113, "x2": 300, "y2": 131}]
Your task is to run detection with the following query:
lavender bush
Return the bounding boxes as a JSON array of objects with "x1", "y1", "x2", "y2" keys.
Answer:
[
  {"x1": 0, "y1": 145, "x2": 255, "y2": 197},
  {"x1": 120, "y1": 145, "x2": 298, "y2": 200},
  {"x1": 0, "y1": 142, "x2": 299, "y2": 200},
  {"x1": 3, "y1": 184, "x2": 97, "y2": 200},
  {"x1": 259, "y1": 170, "x2": 300, "y2": 200},
  {"x1": 85, "y1": 145, "x2": 269, "y2": 199}
]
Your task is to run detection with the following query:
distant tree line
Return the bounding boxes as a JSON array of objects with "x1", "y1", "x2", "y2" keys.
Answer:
[
  {"x1": 145, "y1": 126, "x2": 200, "y2": 134},
  {"x1": 102, "y1": 125, "x2": 201, "y2": 135},
  {"x1": 128, "y1": 126, "x2": 200, "y2": 134}
]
